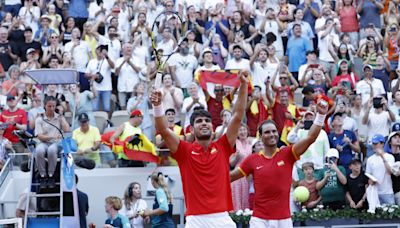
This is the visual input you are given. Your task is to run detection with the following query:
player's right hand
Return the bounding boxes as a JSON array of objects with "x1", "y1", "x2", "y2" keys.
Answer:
[{"x1": 150, "y1": 88, "x2": 163, "y2": 106}]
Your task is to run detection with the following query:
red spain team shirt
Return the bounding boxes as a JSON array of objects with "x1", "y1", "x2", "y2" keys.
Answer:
[
  {"x1": 239, "y1": 145, "x2": 299, "y2": 220},
  {"x1": 172, "y1": 135, "x2": 234, "y2": 215}
]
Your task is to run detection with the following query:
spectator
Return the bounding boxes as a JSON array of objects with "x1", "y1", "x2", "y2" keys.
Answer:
[
  {"x1": 34, "y1": 15, "x2": 55, "y2": 47},
  {"x1": 287, "y1": 8, "x2": 314, "y2": 42},
  {"x1": 356, "y1": 65, "x2": 385, "y2": 105},
  {"x1": 68, "y1": 84, "x2": 96, "y2": 128},
  {"x1": 160, "y1": 74, "x2": 184, "y2": 124},
  {"x1": 259, "y1": 8, "x2": 284, "y2": 59},
  {"x1": 127, "y1": 83, "x2": 153, "y2": 141},
  {"x1": 85, "y1": 44, "x2": 114, "y2": 113},
  {"x1": 35, "y1": 95, "x2": 70, "y2": 189},
  {"x1": 122, "y1": 182, "x2": 148, "y2": 228},
  {"x1": 246, "y1": 86, "x2": 270, "y2": 137},
  {"x1": 228, "y1": 10, "x2": 256, "y2": 43},
  {"x1": 373, "y1": 55, "x2": 391, "y2": 92},
  {"x1": 18, "y1": 0, "x2": 40, "y2": 35},
  {"x1": 357, "y1": 36, "x2": 380, "y2": 67},
  {"x1": 41, "y1": 32, "x2": 63, "y2": 66},
  {"x1": 345, "y1": 159, "x2": 368, "y2": 210},
  {"x1": 288, "y1": 110, "x2": 329, "y2": 171},
  {"x1": 44, "y1": 84, "x2": 67, "y2": 115},
  {"x1": 0, "y1": 95, "x2": 27, "y2": 155},
  {"x1": 384, "y1": 23, "x2": 400, "y2": 70},
  {"x1": 0, "y1": 124, "x2": 12, "y2": 171},
  {"x1": 249, "y1": 45, "x2": 271, "y2": 93},
  {"x1": 68, "y1": 0, "x2": 89, "y2": 31},
  {"x1": 75, "y1": 175, "x2": 89, "y2": 228},
  {"x1": 4, "y1": 0, "x2": 22, "y2": 17},
  {"x1": 357, "y1": 0, "x2": 384, "y2": 39},
  {"x1": 331, "y1": 60, "x2": 359, "y2": 91},
  {"x1": 384, "y1": 131, "x2": 400, "y2": 205},
  {"x1": 329, "y1": 112, "x2": 360, "y2": 174},
  {"x1": 205, "y1": 34, "x2": 228, "y2": 69},
  {"x1": 230, "y1": 124, "x2": 252, "y2": 210},
  {"x1": 44, "y1": 4, "x2": 62, "y2": 35},
  {"x1": 64, "y1": 27, "x2": 92, "y2": 91},
  {"x1": 228, "y1": 31, "x2": 253, "y2": 60},
  {"x1": 215, "y1": 109, "x2": 232, "y2": 139},
  {"x1": 363, "y1": 96, "x2": 395, "y2": 156},
  {"x1": 298, "y1": 50, "x2": 319, "y2": 85},
  {"x1": 0, "y1": 27, "x2": 18, "y2": 71},
  {"x1": 184, "y1": 6, "x2": 205, "y2": 44},
  {"x1": 181, "y1": 82, "x2": 207, "y2": 133},
  {"x1": 316, "y1": 148, "x2": 347, "y2": 210},
  {"x1": 204, "y1": 7, "x2": 230, "y2": 49},
  {"x1": 169, "y1": 38, "x2": 198, "y2": 91},
  {"x1": 225, "y1": 44, "x2": 250, "y2": 71},
  {"x1": 72, "y1": 113, "x2": 101, "y2": 167},
  {"x1": 298, "y1": 0, "x2": 320, "y2": 37},
  {"x1": 2, "y1": 65, "x2": 22, "y2": 96},
  {"x1": 366, "y1": 134, "x2": 395, "y2": 205},
  {"x1": 336, "y1": 0, "x2": 359, "y2": 49},
  {"x1": 104, "y1": 196, "x2": 131, "y2": 228},
  {"x1": 60, "y1": 17, "x2": 76, "y2": 45},
  {"x1": 143, "y1": 172, "x2": 174, "y2": 227},
  {"x1": 317, "y1": 18, "x2": 340, "y2": 79},
  {"x1": 298, "y1": 162, "x2": 322, "y2": 209},
  {"x1": 115, "y1": 43, "x2": 146, "y2": 110},
  {"x1": 286, "y1": 24, "x2": 312, "y2": 80},
  {"x1": 270, "y1": 64, "x2": 299, "y2": 103},
  {"x1": 110, "y1": 110, "x2": 145, "y2": 167}
]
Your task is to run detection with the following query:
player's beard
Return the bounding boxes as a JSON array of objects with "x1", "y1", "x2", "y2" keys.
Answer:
[{"x1": 195, "y1": 131, "x2": 212, "y2": 141}]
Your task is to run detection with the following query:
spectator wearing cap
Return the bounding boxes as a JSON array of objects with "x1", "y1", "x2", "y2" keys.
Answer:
[
  {"x1": 331, "y1": 60, "x2": 359, "y2": 92},
  {"x1": 35, "y1": 96, "x2": 71, "y2": 189},
  {"x1": 225, "y1": 44, "x2": 250, "y2": 71},
  {"x1": 286, "y1": 23, "x2": 313, "y2": 80},
  {"x1": 288, "y1": 110, "x2": 329, "y2": 171},
  {"x1": 115, "y1": 43, "x2": 146, "y2": 110},
  {"x1": 85, "y1": 43, "x2": 114, "y2": 113},
  {"x1": 345, "y1": 159, "x2": 368, "y2": 210},
  {"x1": 363, "y1": 96, "x2": 395, "y2": 157},
  {"x1": 0, "y1": 95, "x2": 27, "y2": 155},
  {"x1": 169, "y1": 38, "x2": 198, "y2": 92},
  {"x1": 20, "y1": 48, "x2": 40, "y2": 77},
  {"x1": 34, "y1": 15, "x2": 55, "y2": 47},
  {"x1": 18, "y1": 0, "x2": 40, "y2": 35},
  {"x1": 156, "y1": 108, "x2": 183, "y2": 166},
  {"x1": 316, "y1": 148, "x2": 347, "y2": 210},
  {"x1": 384, "y1": 130, "x2": 400, "y2": 204},
  {"x1": 110, "y1": 109, "x2": 145, "y2": 167},
  {"x1": 366, "y1": 133, "x2": 395, "y2": 205},
  {"x1": 332, "y1": 101, "x2": 358, "y2": 133},
  {"x1": 357, "y1": 0, "x2": 383, "y2": 39},
  {"x1": 67, "y1": 84, "x2": 96, "y2": 129},
  {"x1": 194, "y1": 48, "x2": 221, "y2": 77},
  {"x1": 72, "y1": 113, "x2": 102, "y2": 167},
  {"x1": 356, "y1": 65, "x2": 385, "y2": 106},
  {"x1": 0, "y1": 27, "x2": 18, "y2": 71},
  {"x1": 329, "y1": 112, "x2": 360, "y2": 175}
]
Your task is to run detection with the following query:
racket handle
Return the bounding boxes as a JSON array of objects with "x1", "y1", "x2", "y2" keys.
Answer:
[{"x1": 155, "y1": 72, "x2": 163, "y2": 89}]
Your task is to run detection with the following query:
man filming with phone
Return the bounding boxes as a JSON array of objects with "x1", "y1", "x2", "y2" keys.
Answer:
[{"x1": 363, "y1": 96, "x2": 396, "y2": 157}]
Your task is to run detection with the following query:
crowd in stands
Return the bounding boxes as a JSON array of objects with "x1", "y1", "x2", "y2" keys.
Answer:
[{"x1": 1, "y1": 0, "x2": 400, "y2": 226}]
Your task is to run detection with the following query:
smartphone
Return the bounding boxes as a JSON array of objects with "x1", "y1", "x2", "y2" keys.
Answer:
[
  {"x1": 373, "y1": 97, "x2": 383, "y2": 109},
  {"x1": 309, "y1": 64, "x2": 319, "y2": 69},
  {"x1": 303, "y1": 120, "x2": 313, "y2": 130}
]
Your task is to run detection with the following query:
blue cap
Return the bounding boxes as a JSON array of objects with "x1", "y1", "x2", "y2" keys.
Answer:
[
  {"x1": 384, "y1": 131, "x2": 400, "y2": 153},
  {"x1": 393, "y1": 123, "x2": 400, "y2": 132},
  {"x1": 371, "y1": 134, "x2": 386, "y2": 144}
]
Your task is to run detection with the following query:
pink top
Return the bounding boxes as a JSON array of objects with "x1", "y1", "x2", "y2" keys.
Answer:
[{"x1": 339, "y1": 7, "x2": 359, "y2": 32}]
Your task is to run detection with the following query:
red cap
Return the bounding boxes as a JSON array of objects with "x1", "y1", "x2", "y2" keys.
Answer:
[{"x1": 130, "y1": 110, "x2": 143, "y2": 118}]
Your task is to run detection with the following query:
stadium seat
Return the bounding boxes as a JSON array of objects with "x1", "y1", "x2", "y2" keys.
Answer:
[
  {"x1": 93, "y1": 111, "x2": 109, "y2": 133},
  {"x1": 110, "y1": 111, "x2": 129, "y2": 127}
]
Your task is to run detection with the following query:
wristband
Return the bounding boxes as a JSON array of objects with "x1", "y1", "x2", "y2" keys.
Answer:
[
  {"x1": 313, "y1": 113, "x2": 326, "y2": 127},
  {"x1": 153, "y1": 105, "x2": 164, "y2": 117}
]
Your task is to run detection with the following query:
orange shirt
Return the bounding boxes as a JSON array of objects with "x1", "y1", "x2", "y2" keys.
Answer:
[{"x1": 172, "y1": 135, "x2": 234, "y2": 215}]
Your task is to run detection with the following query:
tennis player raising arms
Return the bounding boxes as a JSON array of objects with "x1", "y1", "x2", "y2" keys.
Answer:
[
  {"x1": 150, "y1": 71, "x2": 249, "y2": 227},
  {"x1": 230, "y1": 99, "x2": 329, "y2": 228}
]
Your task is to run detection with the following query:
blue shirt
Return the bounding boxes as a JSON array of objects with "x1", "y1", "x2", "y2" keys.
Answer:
[
  {"x1": 105, "y1": 213, "x2": 130, "y2": 228},
  {"x1": 151, "y1": 188, "x2": 174, "y2": 228},
  {"x1": 287, "y1": 21, "x2": 315, "y2": 40},
  {"x1": 358, "y1": 0, "x2": 381, "y2": 28},
  {"x1": 298, "y1": 2, "x2": 320, "y2": 34},
  {"x1": 286, "y1": 36, "x2": 312, "y2": 72},
  {"x1": 205, "y1": 19, "x2": 229, "y2": 48},
  {"x1": 328, "y1": 130, "x2": 357, "y2": 174},
  {"x1": 68, "y1": 0, "x2": 89, "y2": 18},
  {"x1": 34, "y1": 27, "x2": 55, "y2": 47}
]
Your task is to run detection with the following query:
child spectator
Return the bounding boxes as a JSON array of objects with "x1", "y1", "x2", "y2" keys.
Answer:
[
  {"x1": 104, "y1": 196, "x2": 131, "y2": 228},
  {"x1": 345, "y1": 159, "x2": 368, "y2": 210},
  {"x1": 298, "y1": 162, "x2": 322, "y2": 209}
]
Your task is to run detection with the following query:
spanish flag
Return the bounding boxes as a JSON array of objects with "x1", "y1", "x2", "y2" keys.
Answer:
[
  {"x1": 101, "y1": 131, "x2": 160, "y2": 164},
  {"x1": 280, "y1": 104, "x2": 302, "y2": 145},
  {"x1": 197, "y1": 70, "x2": 253, "y2": 92}
]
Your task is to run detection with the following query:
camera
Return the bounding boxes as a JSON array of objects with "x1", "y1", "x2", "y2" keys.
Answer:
[
  {"x1": 303, "y1": 120, "x2": 313, "y2": 130},
  {"x1": 22, "y1": 92, "x2": 28, "y2": 105},
  {"x1": 373, "y1": 97, "x2": 383, "y2": 109}
]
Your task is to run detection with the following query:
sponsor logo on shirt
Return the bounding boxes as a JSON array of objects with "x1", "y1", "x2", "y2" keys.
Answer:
[
  {"x1": 191, "y1": 151, "x2": 200, "y2": 155},
  {"x1": 256, "y1": 166, "x2": 263, "y2": 170},
  {"x1": 277, "y1": 160, "x2": 285, "y2": 166},
  {"x1": 211, "y1": 148, "x2": 217, "y2": 154}
]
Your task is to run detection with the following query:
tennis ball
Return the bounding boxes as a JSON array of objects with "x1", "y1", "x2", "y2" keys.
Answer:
[{"x1": 293, "y1": 186, "x2": 310, "y2": 203}]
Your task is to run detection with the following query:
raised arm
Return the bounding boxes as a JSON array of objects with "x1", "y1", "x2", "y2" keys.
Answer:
[
  {"x1": 225, "y1": 71, "x2": 249, "y2": 147},
  {"x1": 150, "y1": 89, "x2": 180, "y2": 153},
  {"x1": 293, "y1": 100, "x2": 328, "y2": 157}
]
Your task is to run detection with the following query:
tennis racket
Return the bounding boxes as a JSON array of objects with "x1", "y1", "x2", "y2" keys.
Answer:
[{"x1": 149, "y1": 11, "x2": 184, "y2": 88}]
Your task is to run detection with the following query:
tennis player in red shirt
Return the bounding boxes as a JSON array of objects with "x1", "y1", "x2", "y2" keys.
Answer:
[
  {"x1": 230, "y1": 100, "x2": 328, "y2": 228},
  {"x1": 150, "y1": 71, "x2": 249, "y2": 227}
]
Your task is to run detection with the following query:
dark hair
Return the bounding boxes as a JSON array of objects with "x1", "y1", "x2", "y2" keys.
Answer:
[
  {"x1": 165, "y1": 108, "x2": 176, "y2": 115},
  {"x1": 190, "y1": 109, "x2": 212, "y2": 126},
  {"x1": 124, "y1": 182, "x2": 141, "y2": 208},
  {"x1": 292, "y1": 23, "x2": 301, "y2": 30},
  {"x1": 337, "y1": 43, "x2": 351, "y2": 64},
  {"x1": 302, "y1": 85, "x2": 315, "y2": 95},
  {"x1": 75, "y1": 174, "x2": 79, "y2": 184},
  {"x1": 162, "y1": 74, "x2": 172, "y2": 83},
  {"x1": 293, "y1": 8, "x2": 303, "y2": 16},
  {"x1": 108, "y1": 25, "x2": 117, "y2": 31},
  {"x1": 257, "y1": 119, "x2": 277, "y2": 135},
  {"x1": 44, "y1": 95, "x2": 57, "y2": 105}
]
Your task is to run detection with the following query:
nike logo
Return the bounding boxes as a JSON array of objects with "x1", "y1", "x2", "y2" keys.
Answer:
[
  {"x1": 256, "y1": 166, "x2": 263, "y2": 170},
  {"x1": 211, "y1": 148, "x2": 217, "y2": 154},
  {"x1": 191, "y1": 151, "x2": 200, "y2": 155},
  {"x1": 277, "y1": 161, "x2": 285, "y2": 166}
]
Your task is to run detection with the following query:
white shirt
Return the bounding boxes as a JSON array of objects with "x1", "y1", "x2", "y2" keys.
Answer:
[
  {"x1": 225, "y1": 58, "x2": 250, "y2": 71},
  {"x1": 356, "y1": 79, "x2": 386, "y2": 105},
  {"x1": 168, "y1": 53, "x2": 198, "y2": 88},
  {"x1": 85, "y1": 58, "x2": 112, "y2": 91},
  {"x1": 121, "y1": 199, "x2": 148, "y2": 228},
  {"x1": 115, "y1": 57, "x2": 144, "y2": 92},
  {"x1": 318, "y1": 30, "x2": 340, "y2": 62},
  {"x1": 182, "y1": 96, "x2": 207, "y2": 128},
  {"x1": 64, "y1": 40, "x2": 91, "y2": 72},
  {"x1": 260, "y1": 20, "x2": 284, "y2": 58},
  {"x1": 18, "y1": 6, "x2": 40, "y2": 35},
  {"x1": 366, "y1": 110, "x2": 391, "y2": 141},
  {"x1": 98, "y1": 35, "x2": 122, "y2": 64},
  {"x1": 366, "y1": 153, "x2": 395, "y2": 195}
]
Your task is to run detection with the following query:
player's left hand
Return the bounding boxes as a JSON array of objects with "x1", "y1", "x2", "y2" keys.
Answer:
[{"x1": 316, "y1": 99, "x2": 329, "y2": 115}]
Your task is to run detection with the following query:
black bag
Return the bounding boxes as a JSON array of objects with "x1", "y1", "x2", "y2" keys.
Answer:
[{"x1": 94, "y1": 72, "x2": 104, "y2": 83}]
